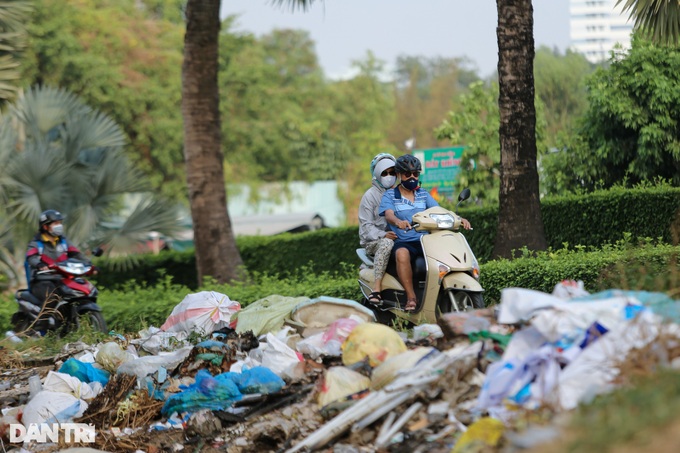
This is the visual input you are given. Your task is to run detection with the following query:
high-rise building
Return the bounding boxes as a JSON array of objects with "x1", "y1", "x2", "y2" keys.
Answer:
[{"x1": 570, "y1": 0, "x2": 634, "y2": 63}]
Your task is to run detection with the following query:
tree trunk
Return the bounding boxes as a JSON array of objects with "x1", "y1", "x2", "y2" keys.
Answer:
[
  {"x1": 493, "y1": 0, "x2": 547, "y2": 259},
  {"x1": 182, "y1": 0, "x2": 243, "y2": 284}
]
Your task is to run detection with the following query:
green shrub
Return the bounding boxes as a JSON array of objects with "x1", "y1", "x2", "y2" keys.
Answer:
[
  {"x1": 2, "y1": 243, "x2": 677, "y2": 335},
  {"x1": 94, "y1": 186, "x2": 680, "y2": 290}
]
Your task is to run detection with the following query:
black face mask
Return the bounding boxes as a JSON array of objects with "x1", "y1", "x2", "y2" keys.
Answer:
[{"x1": 402, "y1": 178, "x2": 419, "y2": 191}]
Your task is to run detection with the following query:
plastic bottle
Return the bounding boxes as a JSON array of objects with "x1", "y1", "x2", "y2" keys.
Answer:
[{"x1": 28, "y1": 375, "x2": 42, "y2": 400}]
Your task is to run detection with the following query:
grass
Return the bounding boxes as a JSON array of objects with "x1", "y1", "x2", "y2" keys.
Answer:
[{"x1": 567, "y1": 368, "x2": 680, "y2": 452}]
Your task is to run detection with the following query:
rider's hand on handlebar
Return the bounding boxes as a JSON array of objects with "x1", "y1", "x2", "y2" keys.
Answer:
[
  {"x1": 396, "y1": 220, "x2": 411, "y2": 230},
  {"x1": 461, "y1": 217, "x2": 472, "y2": 230}
]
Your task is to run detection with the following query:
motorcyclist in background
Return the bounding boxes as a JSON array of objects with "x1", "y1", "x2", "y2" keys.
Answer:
[{"x1": 25, "y1": 210, "x2": 87, "y2": 321}]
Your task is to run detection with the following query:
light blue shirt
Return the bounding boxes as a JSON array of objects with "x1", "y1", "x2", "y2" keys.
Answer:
[{"x1": 379, "y1": 187, "x2": 438, "y2": 242}]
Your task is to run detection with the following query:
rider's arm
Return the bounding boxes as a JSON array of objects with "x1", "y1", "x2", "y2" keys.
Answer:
[
  {"x1": 384, "y1": 209, "x2": 411, "y2": 230},
  {"x1": 26, "y1": 240, "x2": 45, "y2": 270},
  {"x1": 359, "y1": 190, "x2": 389, "y2": 243},
  {"x1": 66, "y1": 240, "x2": 88, "y2": 262}
]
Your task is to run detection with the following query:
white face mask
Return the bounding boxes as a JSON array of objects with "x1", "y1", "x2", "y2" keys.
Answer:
[
  {"x1": 379, "y1": 175, "x2": 396, "y2": 188},
  {"x1": 50, "y1": 224, "x2": 64, "y2": 236}
]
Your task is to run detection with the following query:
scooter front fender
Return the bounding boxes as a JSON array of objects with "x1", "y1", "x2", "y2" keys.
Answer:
[
  {"x1": 442, "y1": 272, "x2": 483, "y2": 292},
  {"x1": 76, "y1": 302, "x2": 102, "y2": 314}
]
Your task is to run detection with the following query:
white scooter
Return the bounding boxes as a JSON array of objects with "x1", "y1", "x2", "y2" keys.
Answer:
[{"x1": 357, "y1": 188, "x2": 484, "y2": 325}]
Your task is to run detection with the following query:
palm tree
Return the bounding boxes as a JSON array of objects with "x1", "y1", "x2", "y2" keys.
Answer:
[
  {"x1": 492, "y1": 0, "x2": 547, "y2": 258},
  {"x1": 0, "y1": 1, "x2": 32, "y2": 109},
  {"x1": 0, "y1": 85, "x2": 182, "y2": 286},
  {"x1": 617, "y1": 0, "x2": 680, "y2": 45},
  {"x1": 183, "y1": 0, "x2": 243, "y2": 285}
]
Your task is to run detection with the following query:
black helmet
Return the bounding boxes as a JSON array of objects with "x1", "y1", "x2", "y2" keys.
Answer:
[
  {"x1": 39, "y1": 209, "x2": 63, "y2": 230},
  {"x1": 395, "y1": 155, "x2": 422, "y2": 174}
]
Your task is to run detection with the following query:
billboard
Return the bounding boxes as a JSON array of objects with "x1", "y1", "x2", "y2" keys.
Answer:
[{"x1": 412, "y1": 146, "x2": 465, "y2": 201}]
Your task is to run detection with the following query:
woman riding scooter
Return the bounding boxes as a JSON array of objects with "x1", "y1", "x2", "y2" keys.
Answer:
[{"x1": 379, "y1": 155, "x2": 471, "y2": 311}]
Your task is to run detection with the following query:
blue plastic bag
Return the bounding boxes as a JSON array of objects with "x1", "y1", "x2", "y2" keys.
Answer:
[
  {"x1": 59, "y1": 358, "x2": 110, "y2": 386},
  {"x1": 161, "y1": 369, "x2": 242, "y2": 415},
  {"x1": 237, "y1": 367, "x2": 285, "y2": 394}
]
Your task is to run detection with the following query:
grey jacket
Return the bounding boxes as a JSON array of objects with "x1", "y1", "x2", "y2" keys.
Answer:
[{"x1": 358, "y1": 181, "x2": 389, "y2": 247}]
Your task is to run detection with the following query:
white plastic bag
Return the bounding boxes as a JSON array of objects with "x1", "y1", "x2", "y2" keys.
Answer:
[
  {"x1": 22, "y1": 391, "x2": 88, "y2": 426},
  {"x1": 131, "y1": 326, "x2": 189, "y2": 355},
  {"x1": 261, "y1": 333, "x2": 304, "y2": 380},
  {"x1": 96, "y1": 342, "x2": 134, "y2": 373},
  {"x1": 42, "y1": 371, "x2": 103, "y2": 401},
  {"x1": 117, "y1": 346, "x2": 193, "y2": 379},
  {"x1": 161, "y1": 291, "x2": 240, "y2": 335}
]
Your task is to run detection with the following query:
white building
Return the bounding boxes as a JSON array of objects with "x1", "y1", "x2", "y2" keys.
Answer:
[{"x1": 570, "y1": 0, "x2": 634, "y2": 64}]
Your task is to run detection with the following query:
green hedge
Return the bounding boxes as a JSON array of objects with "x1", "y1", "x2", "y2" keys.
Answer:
[
  {"x1": 93, "y1": 186, "x2": 680, "y2": 290},
  {"x1": 3, "y1": 243, "x2": 676, "y2": 334},
  {"x1": 451, "y1": 186, "x2": 680, "y2": 263}
]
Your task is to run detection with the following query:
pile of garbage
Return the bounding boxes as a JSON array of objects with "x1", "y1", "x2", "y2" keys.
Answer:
[{"x1": 3, "y1": 281, "x2": 680, "y2": 452}]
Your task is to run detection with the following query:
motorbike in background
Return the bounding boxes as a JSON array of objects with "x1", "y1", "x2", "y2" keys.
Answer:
[
  {"x1": 357, "y1": 188, "x2": 484, "y2": 326},
  {"x1": 12, "y1": 248, "x2": 106, "y2": 336}
]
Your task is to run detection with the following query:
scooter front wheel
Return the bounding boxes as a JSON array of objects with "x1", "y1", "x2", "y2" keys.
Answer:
[
  {"x1": 79, "y1": 311, "x2": 107, "y2": 333},
  {"x1": 445, "y1": 290, "x2": 485, "y2": 312}
]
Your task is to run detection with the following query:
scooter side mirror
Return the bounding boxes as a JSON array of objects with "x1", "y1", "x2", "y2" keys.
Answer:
[
  {"x1": 92, "y1": 247, "x2": 104, "y2": 257},
  {"x1": 458, "y1": 188, "x2": 471, "y2": 202}
]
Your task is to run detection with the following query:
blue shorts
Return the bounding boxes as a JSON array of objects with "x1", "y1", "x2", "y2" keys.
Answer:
[{"x1": 392, "y1": 240, "x2": 423, "y2": 259}]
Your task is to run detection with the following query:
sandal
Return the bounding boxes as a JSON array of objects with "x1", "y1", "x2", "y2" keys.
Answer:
[
  {"x1": 404, "y1": 298, "x2": 417, "y2": 312},
  {"x1": 367, "y1": 291, "x2": 383, "y2": 305}
]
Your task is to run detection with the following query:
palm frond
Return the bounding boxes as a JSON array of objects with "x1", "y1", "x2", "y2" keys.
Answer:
[
  {"x1": 93, "y1": 194, "x2": 182, "y2": 258},
  {"x1": 11, "y1": 86, "x2": 84, "y2": 140},
  {"x1": 617, "y1": 0, "x2": 680, "y2": 45},
  {"x1": 268, "y1": 0, "x2": 320, "y2": 12}
]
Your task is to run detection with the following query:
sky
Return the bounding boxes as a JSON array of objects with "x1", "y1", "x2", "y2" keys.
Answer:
[{"x1": 220, "y1": 1, "x2": 572, "y2": 79}]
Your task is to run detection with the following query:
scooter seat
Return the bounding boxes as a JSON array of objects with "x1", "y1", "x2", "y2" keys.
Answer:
[{"x1": 16, "y1": 289, "x2": 42, "y2": 307}]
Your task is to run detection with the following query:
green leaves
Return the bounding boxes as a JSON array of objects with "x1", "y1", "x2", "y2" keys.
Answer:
[
  {"x1": 0, "y1": 85, "x2": 182, "y2": 285},
  {"x1": 618, "y1": 0, "x2": 680, "y2": 46},
  {"x1": 566, "y1": 34, "x2": 680, "y2": 190}
]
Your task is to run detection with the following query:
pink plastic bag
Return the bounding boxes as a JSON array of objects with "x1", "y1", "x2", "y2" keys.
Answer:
[{"x1": 322, "y1": 317, "x2": 360, "y2": 344}]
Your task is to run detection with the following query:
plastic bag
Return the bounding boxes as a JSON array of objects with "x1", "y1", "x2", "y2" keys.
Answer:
[
  {"x1": 370, "y1": 347, "x2": 437, "y2": 390},
  {"x1": 552, "y1": 280, "x2": 589, "y2": 299},
  {"x1": 131, "y1": 326, "x2": 189, "y2": 355},
  {"x1": 161, "y1": 369, "x2": 242, "y2": 415},
  {"x1": 117, "y1": 346, "x2": 193, "y2": 379},
  {"x1": 96, "y1": 342, "x2": 134, "y2": 373},
  {"x1": 237, "y1": 367, "x2": 285, "y2": 394},
  {"x1": 22, "y1": 391, "x2": 88, "y2": 426},
  {"x1": 233, "y1": 295, "x2": 309, "y2": 337},
  {"x1": 161, "y1": 291, "x2": 241, "y2": 335},
  {"x1": 59, "y1": 358, "x2": 110, "y2": 386},
  {"x1": 341, "y1": 323, "x2": 407, "y2": 367},
  {"x1": 42, "y1": 371, "x2": 103, "y2": 401},
  {"x1": 317, "y1": 366, "x2": 371, "y2": 408},
  {"x1": 260, "y1": 333, "x2": 304, "y2": 380}
]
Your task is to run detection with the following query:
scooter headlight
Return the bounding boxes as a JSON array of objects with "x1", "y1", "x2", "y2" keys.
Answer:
[
  {"x1": 58, "y1": 261, "x2": 91, "y2": 276},
  {"x1": 429, "y1": 213, "x2": 456, "y2": 229}
]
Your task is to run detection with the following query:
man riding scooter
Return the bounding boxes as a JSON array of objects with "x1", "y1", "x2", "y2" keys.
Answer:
[
  {"x1": 25, "y1": 210, "x2": 88, "y2": 330},
  {"x1": 379, "y1": 155, "x2": 472, "y2": 312}
]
